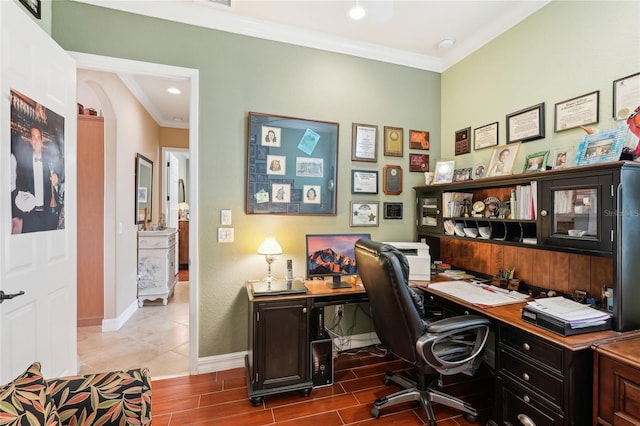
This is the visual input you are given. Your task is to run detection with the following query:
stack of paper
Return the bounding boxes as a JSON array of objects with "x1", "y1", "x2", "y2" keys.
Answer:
[{"x1": 526, "y1": 297, "x2": 611, "y2": 329}]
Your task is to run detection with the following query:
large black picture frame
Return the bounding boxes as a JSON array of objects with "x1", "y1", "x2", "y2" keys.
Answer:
[{"x1": 246, "y1": 112, "x2": 339, "y2": 215}]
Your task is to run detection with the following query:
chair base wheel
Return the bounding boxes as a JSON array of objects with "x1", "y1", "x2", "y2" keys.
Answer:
[
  {"x1": 464, "y1": 413, "x2": 477, "y2": 423},
  {"x1": 371, "y1": 407, "x2": 381, "y2": 418}
]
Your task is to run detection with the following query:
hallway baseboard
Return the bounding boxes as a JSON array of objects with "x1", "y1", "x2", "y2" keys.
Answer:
[{"x1": 101, "y1": 299, "x2": 138, "y2": 332}]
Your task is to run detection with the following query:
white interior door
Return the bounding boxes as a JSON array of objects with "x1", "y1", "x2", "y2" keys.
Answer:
[{"x1": 0, "y1": 1, "x2": 78, "y2": 381}]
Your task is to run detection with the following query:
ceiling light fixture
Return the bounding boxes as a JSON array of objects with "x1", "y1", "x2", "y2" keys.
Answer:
[
  {"x1": 438, "y1": 38, "x2": 456, "y2": 50},
  {"x1": 167, "y1": 87, "x2": 181, "y2": 95},
  {"x1": 348, "y1": 1, "x2": 366, "y2": 20}
]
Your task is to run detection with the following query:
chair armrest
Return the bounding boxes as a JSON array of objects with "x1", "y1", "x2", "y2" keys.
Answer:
[
  {"x1": 47, "y1": 368, "x2": 151, "y2": 426},
  {"x1": 426, "y1": 315, "x2": 490, "y2": 334}
]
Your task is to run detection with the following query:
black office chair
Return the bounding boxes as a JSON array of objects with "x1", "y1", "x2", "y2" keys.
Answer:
[{"x1": 354, "y1": 239, "x2": 491, "y2": 425}]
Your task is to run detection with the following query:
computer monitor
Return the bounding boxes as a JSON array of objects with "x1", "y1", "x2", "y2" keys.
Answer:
[{"x1": 305, "y1": 233, "x2": 370, "y2": 288}]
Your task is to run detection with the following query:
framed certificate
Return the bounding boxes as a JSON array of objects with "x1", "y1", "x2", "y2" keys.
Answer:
[
  {"x1": 351, "y1": 170, "x2": 378, "y2": 194},
  {"x1": 352, "y1": 123, "x2": 378, "y2": 162},
  {"x1": 613, "y1": 72, "x2": 640, "y2": 121},
  {"x1": 554, "y1": 91, "x2": 599, "y2": 132},
  {"x1": 506, "y1": 103, "x2": 545, "y2": 143}
]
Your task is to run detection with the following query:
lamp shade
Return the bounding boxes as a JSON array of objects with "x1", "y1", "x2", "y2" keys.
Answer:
[{"x1": 257, "y1": 237, "x2": 282, "y2": 256}]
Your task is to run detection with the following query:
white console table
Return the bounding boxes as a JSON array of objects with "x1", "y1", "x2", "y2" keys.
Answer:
[{"x1": 137, "y1": 228, "x2": 177, "y2": 307}]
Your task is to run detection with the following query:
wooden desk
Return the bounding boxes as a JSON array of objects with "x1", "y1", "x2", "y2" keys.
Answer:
[
  {"x1": 245, "y1": 280, "x2": 367, "y2": 404},
  {"x1": 413, "y1": 277, "x2": 622, "y2": 425}
]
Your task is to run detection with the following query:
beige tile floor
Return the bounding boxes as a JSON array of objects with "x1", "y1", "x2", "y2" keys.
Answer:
[{"x1": 77, "y1": 281, "x2": 190, "y2": 380}]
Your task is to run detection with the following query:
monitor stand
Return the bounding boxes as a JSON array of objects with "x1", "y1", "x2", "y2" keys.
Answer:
[{"x1": 326, "y1": 276, "x2": 353, "y2": 289}]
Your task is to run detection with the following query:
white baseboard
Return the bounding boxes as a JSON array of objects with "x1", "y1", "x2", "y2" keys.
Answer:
[
  {"x1": 197, "y1": 351, "x2": 247, "y2": 374},
  {"x1": 101, "y1": 300, "x2": 139, "y2": 332},
  {"x1": 195, "y1": 332, "x2": 380, "y2": 374}
]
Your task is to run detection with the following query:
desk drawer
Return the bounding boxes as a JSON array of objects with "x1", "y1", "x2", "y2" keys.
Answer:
[
  {"x1": 500, "y1": 325, "x2": 563, "y2": 373},
  {"x1": 499, "y1": 348, "x2": 563, "y2": 407},
  {"x1": 501, "y1": 381, "x2": 563, "y2": 426}
]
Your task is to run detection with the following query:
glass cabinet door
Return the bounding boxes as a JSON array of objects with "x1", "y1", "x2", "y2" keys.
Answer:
[
  {"x1": 418, "y1": 194, "x2": 441, "y2": 234},
  {"x1": 540, "y1": 175, "x2": 613, "y2": 253},
  {"x1": 552, "y1": 188, "x2": 598, "y2": 237}
]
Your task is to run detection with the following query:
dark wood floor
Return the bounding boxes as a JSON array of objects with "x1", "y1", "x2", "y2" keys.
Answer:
[{"x1": 151, "y1": 347, "x2": 493, "y2": 425}]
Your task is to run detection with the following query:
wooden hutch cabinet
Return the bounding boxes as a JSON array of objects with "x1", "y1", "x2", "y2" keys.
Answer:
[{"x1": 415, "y1": 161, "x2": 640, "y2": 425}]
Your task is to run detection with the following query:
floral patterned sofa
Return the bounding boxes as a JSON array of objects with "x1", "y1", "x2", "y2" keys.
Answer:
[{"x1": 0, "y1": 362, "x2": 152, "y2": 425}]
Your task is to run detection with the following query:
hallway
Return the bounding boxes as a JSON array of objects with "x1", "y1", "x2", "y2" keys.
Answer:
[{"x1": 77, "y1": 279, "x2": 189, "y2": 380}]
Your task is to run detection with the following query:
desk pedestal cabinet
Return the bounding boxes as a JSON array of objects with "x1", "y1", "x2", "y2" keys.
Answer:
[
  {"x1": 593, "y1": 334, "x2": 640, "y2": 425},
  {"x1": 137, "y1": 229, "x2": 177, "y2": 307},
  {"x1": 245, "y1": 295, "x2": 312, "y2": 405}
]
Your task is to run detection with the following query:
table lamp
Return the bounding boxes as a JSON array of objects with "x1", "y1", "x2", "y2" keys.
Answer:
[{"x1": 257, "y1": 237, "x2": 282, "y2": 284}]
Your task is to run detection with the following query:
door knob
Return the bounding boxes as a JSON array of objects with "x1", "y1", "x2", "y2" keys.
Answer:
[{"x1": 0, "y1": 290, "x2": 25, "y2": 304}]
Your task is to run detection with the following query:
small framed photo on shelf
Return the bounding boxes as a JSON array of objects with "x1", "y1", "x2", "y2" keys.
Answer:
[
  {"x1": 455, "y1": 127, "x2": 471, "y2": 155},
  {"x1": 522, "y1": 151, "x2": 550, "y2": 173},
  {"x1": 487, "y1": 143, "x2": 520, "y2": 177},
  {"x1": 352, "y1": 123, "x2": 378, "y2": 162},
  {"x1": 383, "y1": 202, "x2": 403, "y2": 219},
  {"x1": 550, "y1": 149, "x2": 572, "y2": 169},
  {"x1": 453, "y1": 168, "x2": 472, "y2": 182},
  {"x1": 613, "y1": 72, "x2": 640, "y2": 121},
  {"x1": 382, "y1": 165, "x2": 403, "y2": 195},
  {"x1": 409, "y1": 153, "x2": 429, "y2": 172},
  {"x1": 434, "y1": 160, "x2": 455, "y2": 184},
  {"x1": 473, "y1": 164, "x2": 487, "y2": 179},
  {"x1": 19, "y1": 0, "x2": 40, "y2": 18},
  {"x1": 351, "y1": 170, "x2": 378, "y2": 194},
  {"x1": 474, "y1": 122, "x2": 499, "y2": 150},
  {"x1": 384, "y1": 126, "x2": 404, "y2": 157},
  {"x1": 575, "y1": 125, "x2": 628, "y2": 166},
  {"x1": 409, "y1": 129, "x2": 430, "y2": 150},
  {"x1": 350, "y1": 201, "x2": 379, "y2": 227},
  {"x1": 554, "y1": 91, "x2": 599, "y2": 132},
  {"x1": 506, "y1": 103, "x2": 545, "y2": 143}
]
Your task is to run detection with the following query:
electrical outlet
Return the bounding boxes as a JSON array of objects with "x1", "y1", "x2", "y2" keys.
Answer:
[
  {"x1": 337, "y1": 305, "x2": 343, "y2": 317},
  {"x1": 217, "y1": 227, "x2": 234, "y2": 243}
]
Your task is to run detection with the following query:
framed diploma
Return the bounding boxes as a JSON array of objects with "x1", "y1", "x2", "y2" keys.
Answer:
[
  {"x1": 473, "y1": 122, "x2": 498, "y2": 150},
  {"x1": 613, "y1": 72, "x2": 640, "y2": 121},
  {"x1": 554, "y1": 91, "x2": 599, "y2": 132},
  {"x1": 382, "y1": 165, "x2": 403, "y2": 195},
  {"x1": 352, "y1": 123, "x2": 378, "y2": 162},
  {"x1": 506, "y1": 103, "x2": 545, "y2": 143},
  {"x1": 351, "y1": 170, "x2": 378, "y2": 194}
]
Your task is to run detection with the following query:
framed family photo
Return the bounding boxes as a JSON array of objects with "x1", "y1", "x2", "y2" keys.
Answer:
[
  {"x1": 522, "y1": 151, "x2": 549, "y2": 173},
  {"x1": 575, "y1": 125, "x2": 627, "y2": 166},
  {"x1": 434, "y1": 160, "x2": 455, "y2": 184},
  {"x1": 487, "y1": 143, "x2": 520, "y2": 177}
]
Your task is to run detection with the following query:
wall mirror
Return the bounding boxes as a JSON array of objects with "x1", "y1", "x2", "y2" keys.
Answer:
[
  {"x1": 135, "y1": 153, "x2": 153, "y2": 225},
  {"x1": 246, "y1": 112, "x2": 339, "y2": 215}
]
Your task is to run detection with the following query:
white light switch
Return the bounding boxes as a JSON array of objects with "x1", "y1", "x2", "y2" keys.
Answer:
[
  {"x1": 221, "y1": 209, "x2": 232, "y2": 225},
  {"x1": 218, "y1": 228, "x2": 234, "y2": 243}
]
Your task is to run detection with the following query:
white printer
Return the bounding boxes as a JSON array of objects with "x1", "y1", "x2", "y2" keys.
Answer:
[{"x1": 383, "y1": 241, "x2": 431, "y2": 281}]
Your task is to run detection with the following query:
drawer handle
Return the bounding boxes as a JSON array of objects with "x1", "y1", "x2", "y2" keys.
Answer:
[
  {"x1": 523, "y1": 395, "x2": 530, "y2": 403},
  {"x1": 522, "y1": 373, "x2": 530, "y2": 381},
  {"x1": 517, "y1": 413, "x2": 536, "y2": 426},
  {"x1": 522, "y1": 343, "x2": 531, "y2": 351},
  {"x1": 302, "y1": 308, "x2": 307, "y2": 313}
]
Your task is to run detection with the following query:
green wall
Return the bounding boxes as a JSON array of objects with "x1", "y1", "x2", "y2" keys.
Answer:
[
  {"x1": 51, "y1": 1, "x2": 440, "y2": 357},
  {"x1": 442, "y1": 1, "x2": 640, "y2": 170}
]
